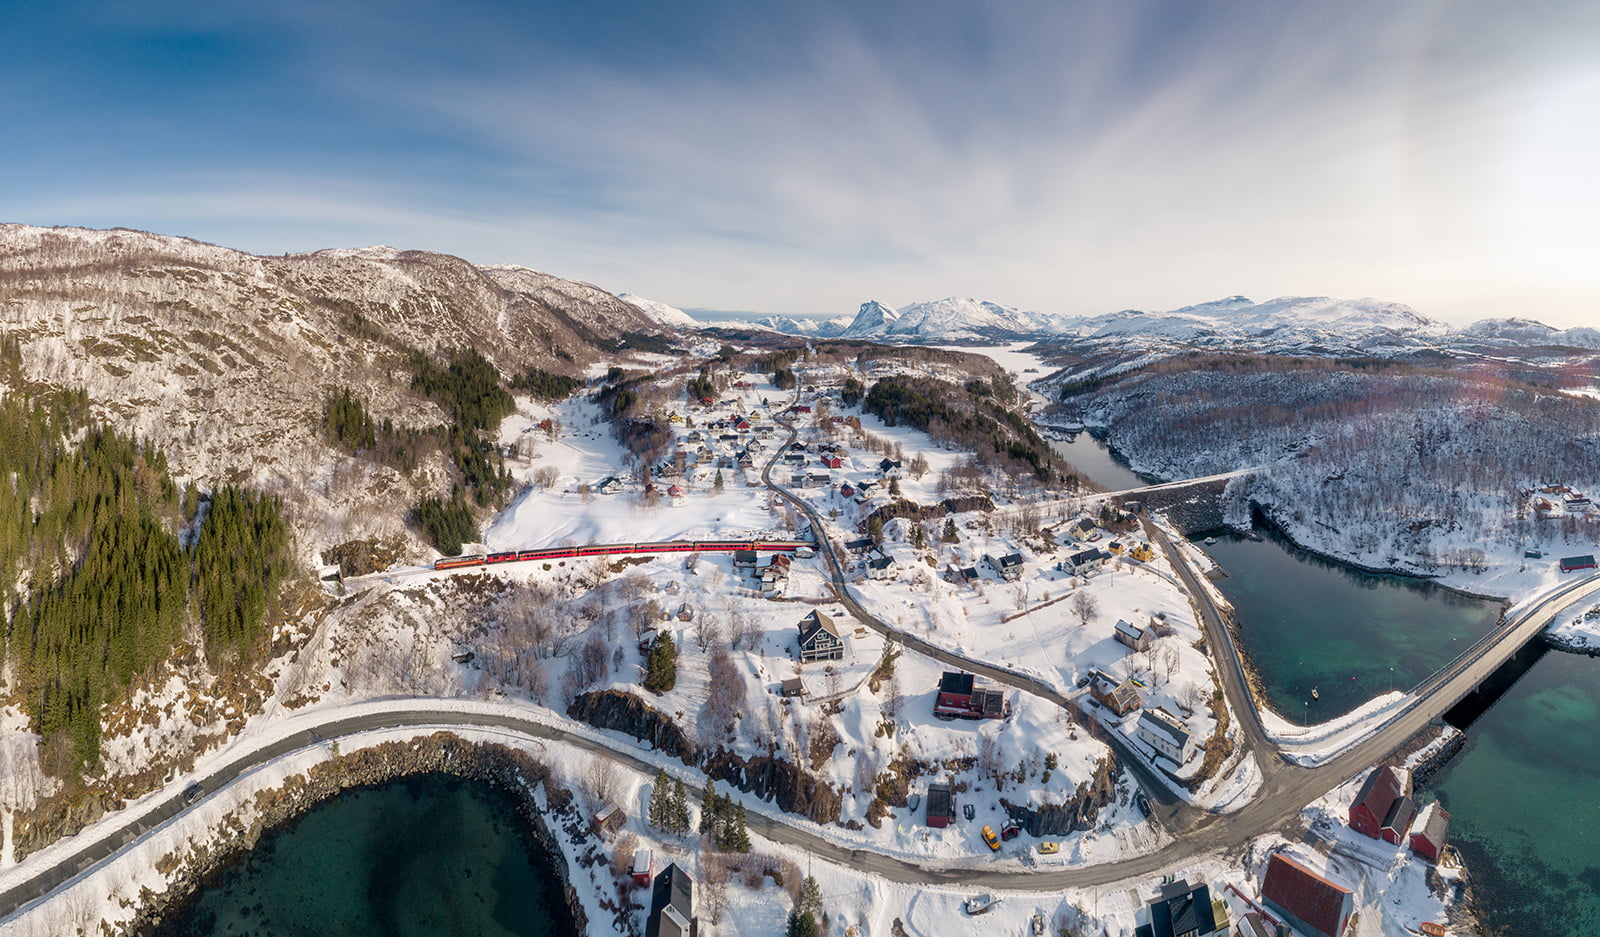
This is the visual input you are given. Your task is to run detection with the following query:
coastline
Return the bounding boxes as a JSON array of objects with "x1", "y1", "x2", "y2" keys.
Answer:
[{"x1": 123, "y1": 732, "x2": 585, "y2": 937}]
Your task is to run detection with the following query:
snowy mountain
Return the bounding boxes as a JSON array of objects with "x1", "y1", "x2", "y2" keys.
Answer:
[
  {"x1": 617, "y1": 292, "x2": 701, "y2": 329},
  {"x1": 0, "y1": 224, "x2": 657, "y2": 555},
  {"x1": 1455, "y1": 317, "x2": 1600, "y2": 350}
]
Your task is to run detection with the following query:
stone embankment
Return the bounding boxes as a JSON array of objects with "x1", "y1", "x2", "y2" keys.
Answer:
[{"x1": 1000, "y1": 756, "x2": 1118, "y2": 837}]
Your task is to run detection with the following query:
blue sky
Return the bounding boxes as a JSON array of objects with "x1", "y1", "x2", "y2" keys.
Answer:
[{"x1": 4, "y1": 0, "x2": 1597, "y2": 326}]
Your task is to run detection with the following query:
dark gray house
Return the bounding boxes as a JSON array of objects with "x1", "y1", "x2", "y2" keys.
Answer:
[
  {"x1": 798, "y1": 610, "x2": 844, "y2": 662},
  {"x1": 646, "y1": 863, "x2": 696, "y2": 937}
]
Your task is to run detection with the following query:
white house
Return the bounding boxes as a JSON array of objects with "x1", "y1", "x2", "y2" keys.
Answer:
[{"x1": 1136, "y1": 709, "x2": 1194, "y2": 765}]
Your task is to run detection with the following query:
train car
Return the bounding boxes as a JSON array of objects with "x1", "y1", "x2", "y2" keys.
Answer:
[
  {"x1": 517, "y1": 547, "x2": 578, "y2": 562},
  {"x1": 434, "y1": 555, "x2": 487, "y2": 571},
  {"x1": 575, "y1": 543, "x2": 638, "y2": 557},
  {"x1": 754, "y1": 540, "x2": 813, "y2": 552},
  {"x1": 633, "y1": 541, "x2": 698, "y2": 554},
  {"x1": 694, "y1": 540, "x2": 756, "y2": 552},
  {"x1": 485, "y1": 551, "x2": 519, "y2": 564}
]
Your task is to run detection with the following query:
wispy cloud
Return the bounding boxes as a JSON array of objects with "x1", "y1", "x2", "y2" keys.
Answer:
[{"x1": 6, "y1": 1, "x2": 1597, "y2": 325}]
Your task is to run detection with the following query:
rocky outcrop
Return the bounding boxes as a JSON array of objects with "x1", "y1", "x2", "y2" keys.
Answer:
[
  {"x1": 1000, "y1": 755, "x2": 1118, "y2": 837},
  {"x1": 864, "y1": 494, "x2": 997, "y2": 530},
  {"x1": 702, "y1": 748, "x2": 842, "y2": 826},
  {"x1": 125, "y1": 733, "x2": 583, "y2": 937},
  {"x1": 567, "y1": 690, "x2": 695, "y2": 765}
]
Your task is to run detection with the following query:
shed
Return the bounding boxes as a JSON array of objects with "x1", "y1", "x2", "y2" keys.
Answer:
[
  {"x1": 592, "y1": 804, "x2": 626, "y2": 836},
  {"x1": 732, "y1": 549, "x2": 760, "y2": 570},
  {"x1": 780, "y1": 677, "x2": 805, "y2": 698},
  {"x1": 1560, "y1": 554, "x2": 1598, "y2": 572},
  {"x1": 1114, "y1": 619, "x2": 1151, "y2": 651},
  {"x1": 1409, "y1": 802, "x2": 1450, "y2": 862},
  {"x1": 1348, "y1": 765, "x2": 1411, "y2": 841},
  {"x1": 1260, "y1": 853, "x2": 1353, "y2": 937},
  {"x1": 632, "y1": 848, "x2": 654, "y2": 886}
]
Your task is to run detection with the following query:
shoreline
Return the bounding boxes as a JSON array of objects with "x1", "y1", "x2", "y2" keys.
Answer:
[{"x1": 123, "y1": 732, "x2": 585, "y2": 937}]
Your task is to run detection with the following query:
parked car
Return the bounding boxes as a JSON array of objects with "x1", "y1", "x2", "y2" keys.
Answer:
[
  {"x1": 1037, "y1": 842, "x2": 1059, "y2": 855},
  {"x1": 1135, "y1": 792, "x2": 1151, "y2": 817},
  {"x1": 908, "y1": 793, "x2": 921, "y2": 812},
  {"x1": 981, "y1": 825, "x2": 1000, "y2": 851},
  {"x1": 963, "y1": 803, "x2": 975, "y2": 821}
]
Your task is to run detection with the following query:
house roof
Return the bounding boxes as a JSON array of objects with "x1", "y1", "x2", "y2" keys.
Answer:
[
  {"x1": 1068, "y1": 548, "x2": 1106, "y2": 565},
  {"x1": 1138, "y1": 709, "x2": 1190, "y2": 749},
  {"x1": 844, "y1": 537, "x2": 874, "y2": 552},
  {"x1": 1352, "y1": 766, "x2": 1408, "y2": 825},
  {"x1": 647, "y1": 863, "x2": 694, "y2": 937},
  {"x1": 1382, "y1": 794, "x2": 1416, "y2": 833},
  {"x1": 1147, "y1": 880, "x2": 1217, "y2": 937},
  {"x1": 1261, "y1": 854, "x2": 1352, "y2": 937},
  {"x1": 1410, "y1": 801, "x2": 1449, "y2": 845},
  {"x1": 939, "y1": 671, "x2": 976, "y2": 696},
  {"x1": 1115, "y1": 619, "x2": 1146, "y2": 640},
  {"x1": 879, "y1": 457, "x2": 902, "y2": 470},
  {"x1": 798, "y1": 610, "x2": 840, "y2": 645},
  {"x1": 867, "y1": 556, "x2": 895, "y2": 571}
]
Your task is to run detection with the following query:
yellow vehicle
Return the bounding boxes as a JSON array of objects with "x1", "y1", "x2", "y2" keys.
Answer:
[
  {"x1": 981, "y1": 825, "x2": 1000, "y2": 851},
  {"x1": 1037, "y1": 842, "x2": 1059, "y2": 855}
]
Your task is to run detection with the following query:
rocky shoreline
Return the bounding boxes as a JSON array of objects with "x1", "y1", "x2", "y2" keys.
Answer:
[{"x1": 122, "y1": 732, "x2": 586, "y2": 937}]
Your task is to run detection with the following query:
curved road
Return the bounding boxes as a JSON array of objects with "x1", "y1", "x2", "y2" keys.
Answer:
[{"x1": 6, "y1": 407, "x2": 1600, "y2": 917}]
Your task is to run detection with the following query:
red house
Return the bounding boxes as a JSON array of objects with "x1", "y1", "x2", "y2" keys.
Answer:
[
  {"x1": 1409, "y1": 802, "x2": 1450, "y2": 862},
  {"x1": 1261, "y1": 854, "x2": 1353, "y2": 937},
  {"x1": 933, "y1": 671, "x2": 1007, "y2": 720},
  {"x1": 822, "y1": 455, "x2": 844, "y2": 469},
  {"x1": 1349, "y1": 765, "x2": 1415, "y2": 843},
  {"x1": 631, "y1": 848, "x2": 654, "y2": 886},
  {"x1": 1560, "y1": 554, "x2": 1597, "y2": 572}
]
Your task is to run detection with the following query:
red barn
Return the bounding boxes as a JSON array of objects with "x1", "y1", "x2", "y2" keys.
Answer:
[
  {"x1": 1560, "y1": 554, "x2": 1597, "y2": 572},
  {"x1": 1409, "y1": 802, "x2": 1450, "y2": 862},
  {"x1": 1349, "y1": 765, "x2": 1414, "y2": 843},
  {"x1": 1261, "y1": 854, "x2": 1353, "y2": 937},
  {"x1": 822, "y1": 455, "x2": 844, "y2": 469}
]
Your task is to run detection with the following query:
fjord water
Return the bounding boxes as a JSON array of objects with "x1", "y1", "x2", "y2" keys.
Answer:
[
  {"x1": 1050, "y1": 431, "x2": 1152, "y2": 492},
  {"x1": 151, "y1": 774, "x2": 577, "y2": 937},
  {"x1": 1199, "y1": 530, "x2": 1503, "y2": 721},
  {"x1": 1429, "y1": 650, "x2": 1600, "y2": 935}
]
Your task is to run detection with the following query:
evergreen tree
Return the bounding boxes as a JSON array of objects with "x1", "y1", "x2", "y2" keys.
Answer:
[
  {"x1": 730, "y1": 803, "x2": 752, "y2": 852},
  {"x1": 699, "y1": 782, "x2": 718, "y2": 834},
  {"x1": 648, "y1": 768, "x2": 672, "y2": 830},
  {"x1": 714, "y1": 469, "x2": 725, "y2": 492},
  {"x1": 671, "y1": 777, "x2": 690, "y2": 833},
  {"x1": 942, "y1": 518, "x2": 959, "y2": 542},
  {"x1": 643, "y1": 630, "x2": 678, "y2": 693}
]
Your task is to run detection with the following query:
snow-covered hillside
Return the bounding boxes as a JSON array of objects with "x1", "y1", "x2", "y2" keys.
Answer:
[{"x1": 618, "y1": 292, "x2": 701, "y2": 329}]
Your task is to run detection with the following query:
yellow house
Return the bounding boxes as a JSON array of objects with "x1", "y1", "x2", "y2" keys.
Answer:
[
  {"x1": 1130, "y1": 542, "x2": 1156, "y2": 562},
  {"x1": 1107, "y1": 539, "x2": 1126, "y2": 555}
]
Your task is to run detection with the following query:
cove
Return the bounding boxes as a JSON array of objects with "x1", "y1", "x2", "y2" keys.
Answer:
[
  {"x1": 1197, "y1": 529, "x2": 1504, "y2": 721},
  {"x1": 1427, "y1": 649, "x2": 1600, "y2": 935},
  {"x1": 148, "y1": 773, "x2": 579, "y2": 937}
]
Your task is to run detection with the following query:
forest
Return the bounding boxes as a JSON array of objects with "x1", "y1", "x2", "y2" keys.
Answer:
[
  {"x1": 864, "y1": 374, "x2": 1069, "y2": 484},
  {"x1": 1, "y1": 380, "x2": 291, "y2": 772},
  {"x1": 1066, "y1": 354, "x2": 1600, "y2": 570}
]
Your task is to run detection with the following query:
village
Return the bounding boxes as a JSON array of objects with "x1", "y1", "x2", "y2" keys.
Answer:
[{"x1": 436, "y1": 346, "x2": 1463, "y2": 937}]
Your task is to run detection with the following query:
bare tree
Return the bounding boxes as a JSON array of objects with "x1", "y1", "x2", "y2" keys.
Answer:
[
  {"x1": 1070, "y1": 590, "x2": 1098, "y2": 628},
  {"x1": 701, "y1": 643, "x2": 746, "y2": 745},
  {"x1": 694, "y1": 611, "x2": 725, "y2": 652},
  {"x1": 580, "y1": 756, "x2": 618, "y2": 813},
  {"x1": 532, "y1": 465, "x2": 561, "y2": 489}
]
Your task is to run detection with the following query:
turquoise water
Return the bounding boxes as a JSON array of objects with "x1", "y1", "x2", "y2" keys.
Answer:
[
  {"x1": 1429, "y1": 651, "x2": 1600, "y2": 936},
  {"x1": 1198, "y1": 531, "x2": 1504, "y2": 721},
  {"x1": 148, "y1": 774, "x2": 578, "y2": 937}
]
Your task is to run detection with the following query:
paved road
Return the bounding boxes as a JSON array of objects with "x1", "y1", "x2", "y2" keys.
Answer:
[{"x1": 7, "y1": 406, "x2": 1599, "y2": 916}]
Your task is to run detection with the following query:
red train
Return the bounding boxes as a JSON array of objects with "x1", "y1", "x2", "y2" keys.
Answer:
[{"x1": 433, "y1": 539, "x2": 813, "y2": 571}]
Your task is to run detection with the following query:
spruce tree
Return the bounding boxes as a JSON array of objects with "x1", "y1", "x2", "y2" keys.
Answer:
[
  {"x1": 942, "y1": 518, "x2": 959, "y2": 542},
  {"x1": 671, "y1": 777, "x2": 690, "y2": 833},
  {"x1": 731, "y1": 803, "x2": 752, "y2": 852},
  {"x1": 643, "y1": 630, "x2": 678, "y2": 693},
  {"x1": 648, "y1": 768, "x2": 672, "y2": 829},
  {"x1": 699, "y1": 782, "x2": 717, "y2": 835}
]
